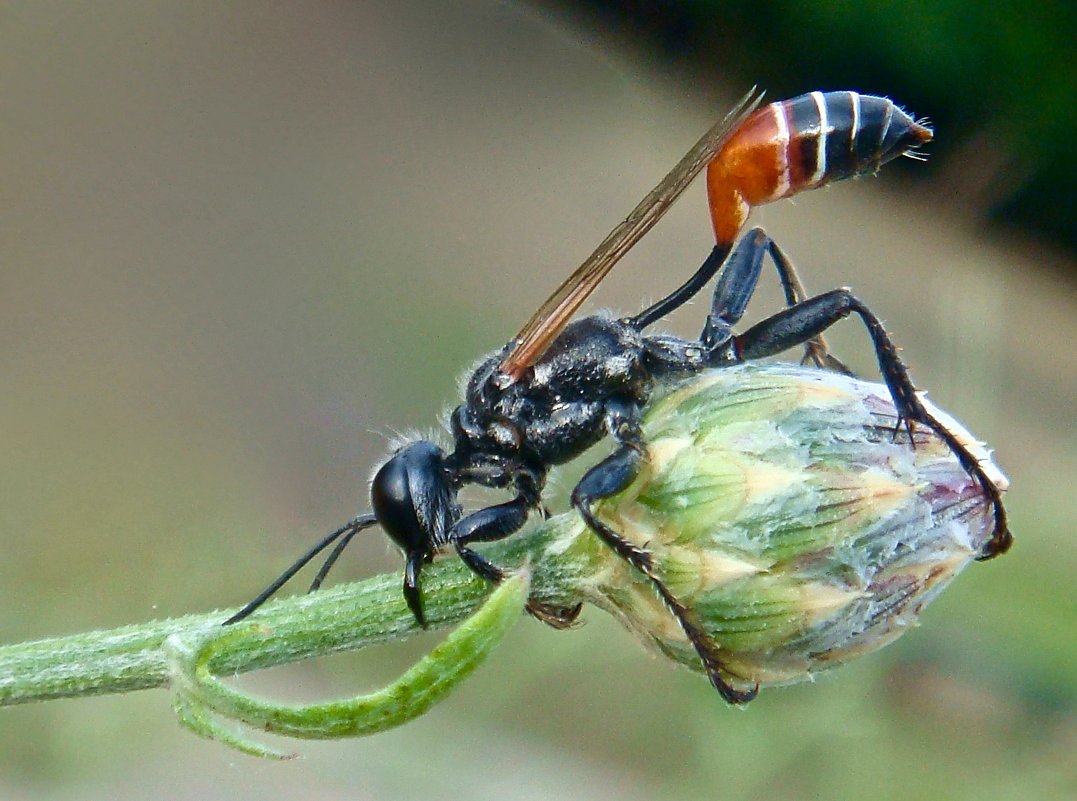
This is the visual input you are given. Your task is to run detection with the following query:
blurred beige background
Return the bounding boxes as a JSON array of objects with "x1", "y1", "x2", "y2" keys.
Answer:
[{"x1": 2, "y1": 2, "x2": 1074, "y2": 800}]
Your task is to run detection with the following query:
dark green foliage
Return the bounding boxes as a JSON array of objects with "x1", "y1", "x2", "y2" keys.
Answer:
[{"x1": 568, "y1": 0, "x2": 1076, "y2": 256}]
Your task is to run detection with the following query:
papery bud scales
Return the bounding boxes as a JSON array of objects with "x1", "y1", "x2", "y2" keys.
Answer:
[{"x1": 547, "y1": 363, "x2": 1007, "y2": 693}]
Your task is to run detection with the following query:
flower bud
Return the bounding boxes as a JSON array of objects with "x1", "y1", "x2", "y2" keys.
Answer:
[{"x1": 560, "y1": 363, "x2": 1007, "y2": 692}]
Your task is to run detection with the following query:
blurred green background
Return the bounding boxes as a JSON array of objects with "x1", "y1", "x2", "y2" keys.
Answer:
[
  {"x1": 2, "y1": 2, "x2": 1073, "y2": 799},
  {"x1": 565, "y1": 0, "x2": 1077, "y2": 256}
]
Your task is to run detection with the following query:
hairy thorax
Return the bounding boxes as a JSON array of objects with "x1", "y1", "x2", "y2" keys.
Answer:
[{"x1": 452, "y1": 317, "x2": 653, "y2": 466}]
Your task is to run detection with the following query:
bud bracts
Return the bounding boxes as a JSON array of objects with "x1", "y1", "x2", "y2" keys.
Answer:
[{"x1": 550, "y1": 364, "x2": 1006, "y2": 691}]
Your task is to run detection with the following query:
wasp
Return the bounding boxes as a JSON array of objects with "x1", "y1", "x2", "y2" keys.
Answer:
[{"x1": 226, "y1": 90, "x2": 1011, "y2": 703}]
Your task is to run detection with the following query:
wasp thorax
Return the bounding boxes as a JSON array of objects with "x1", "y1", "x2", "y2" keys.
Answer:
[{"x1": 560, "y1": 364, "x2": 1006, "y2": 693}]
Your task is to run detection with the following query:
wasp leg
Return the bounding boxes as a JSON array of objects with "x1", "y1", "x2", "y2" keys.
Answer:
[
  {"x1": 450, "y1": 496, "x2": 583, "y2": 629},
  {"x1": 631, "y1": 229, "x2": 848, "y2": 373},
  {"x1": 698, "y1": 228, "x2": 848, "y2": 372},
  {"x1": 631, "y1": 243, "x2": 731, "y2": 330},
  {"x1": 731, "y1": 288, "x2": 1011, "y2": 558},
  {"x1": 570, "y1": 398, "x2": 758, "y2": 704},
  {"x1": 763, "y1": 237, "x2": 851, "y2": 373}
]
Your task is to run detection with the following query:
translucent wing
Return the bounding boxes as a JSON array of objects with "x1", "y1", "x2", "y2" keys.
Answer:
[{"x1": 498, "y1": 88, "x2": 763, "y2": 381}]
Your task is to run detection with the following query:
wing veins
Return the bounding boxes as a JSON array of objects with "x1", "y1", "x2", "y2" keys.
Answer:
[{"x1": 498, "y1": 88, "x2": 763, "y2": 380}]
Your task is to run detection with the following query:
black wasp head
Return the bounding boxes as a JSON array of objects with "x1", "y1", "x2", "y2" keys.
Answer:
[
  {"x1": 371, "y1": 440, "x2": 460, "y2": 626},
  {"x1": 372, "y1": 440, "x2": 459, "y2": 555}
]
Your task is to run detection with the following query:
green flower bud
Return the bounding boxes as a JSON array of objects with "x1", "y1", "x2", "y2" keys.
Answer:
[{"x1": 550, "y1": 363, "x2": 1007, "y2": 693}]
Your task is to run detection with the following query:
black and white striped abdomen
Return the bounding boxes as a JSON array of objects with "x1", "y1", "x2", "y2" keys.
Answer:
[
  {"x1": 707, "y1": 89, "x2": 932, "y2": 245},
  {"x1": 782, "y1": 91, "x2": 932, "y2": 189}
]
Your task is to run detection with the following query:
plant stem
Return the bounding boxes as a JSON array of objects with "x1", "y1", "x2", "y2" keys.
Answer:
[{"x1": 0, "y1": 516, "x2": 587, "y2": 707}]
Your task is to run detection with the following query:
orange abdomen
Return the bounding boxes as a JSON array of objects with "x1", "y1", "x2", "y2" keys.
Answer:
[{"x1": 707, "y1": 91, "x2": 933, "y2": 246}]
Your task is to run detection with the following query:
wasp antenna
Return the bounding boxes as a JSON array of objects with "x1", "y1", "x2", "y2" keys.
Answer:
[
  {"x1": 223, "y1": 514, "x2": 377, "y2": 625},
  {"x1": 308, "y1": 516, "x2": 378, "y2": 592}
]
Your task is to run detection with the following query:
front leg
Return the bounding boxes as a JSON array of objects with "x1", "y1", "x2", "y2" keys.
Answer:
[
  {"x1": 571, "y1": 398, "x2": 758, "y2": 704},
  {"x1": 450, "y1": 481, "x2": 582, "y2": 630}
]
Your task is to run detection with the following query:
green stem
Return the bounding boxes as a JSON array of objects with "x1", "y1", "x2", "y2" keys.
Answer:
[
  {"x1": 0, "y1": 515, "x2": 588, "y2": 707},
  {"x1": 168, "y1": 572, "x2": 533, "y2": 759}
]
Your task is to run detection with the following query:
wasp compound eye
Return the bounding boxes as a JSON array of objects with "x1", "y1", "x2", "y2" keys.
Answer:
[{"x1": 371, "y1": 441, "x2": 451, "y2": 556}]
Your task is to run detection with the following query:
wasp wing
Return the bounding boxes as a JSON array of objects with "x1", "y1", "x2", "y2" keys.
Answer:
[{"x1": 498, "y1": 88, "x2": 763, "y2": 381}]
